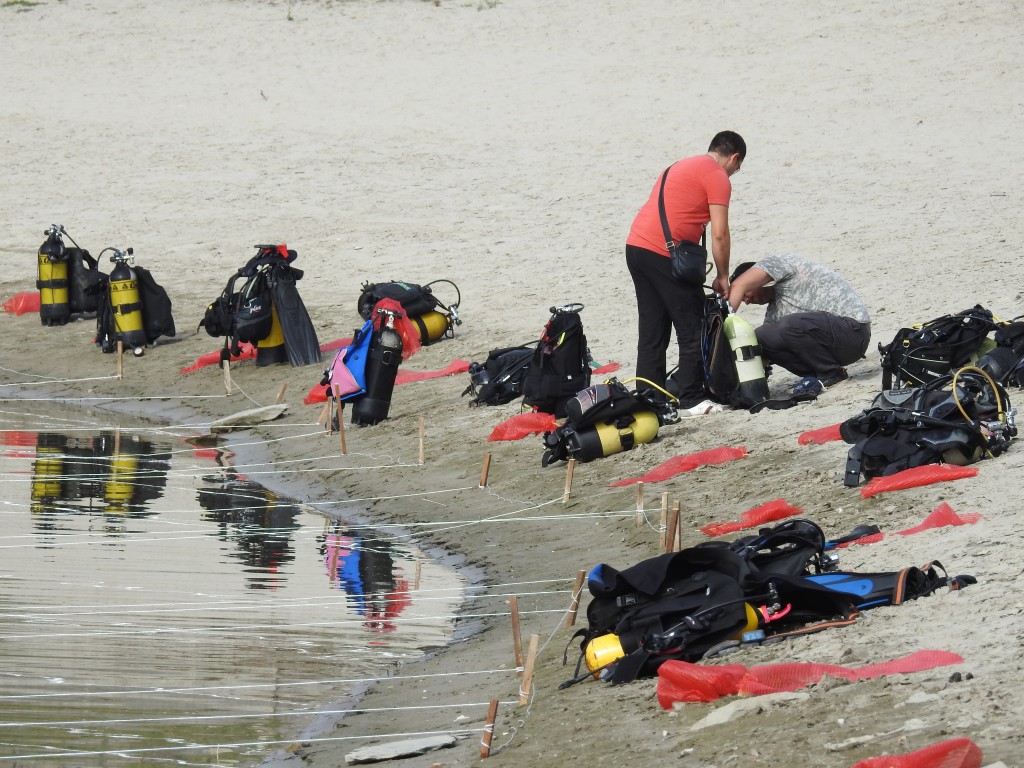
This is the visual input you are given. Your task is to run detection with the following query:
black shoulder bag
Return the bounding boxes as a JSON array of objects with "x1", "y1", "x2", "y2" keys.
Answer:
[{"x1": 658, "y1": 165, "x2": 708, "y2": 286}]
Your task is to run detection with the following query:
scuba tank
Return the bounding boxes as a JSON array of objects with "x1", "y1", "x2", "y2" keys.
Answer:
[
  {"x1": 723, "y1": 311, "x2": 769, "y2": 407},
  {"x1": 37, "y1": 224, "x2": 70, "y2": 326},
  {"x1": 411, "y1": 309, "x2": 454, "y2": 345},
  {"x1": 557, "y1": 410, "x2": 660, "y2": 464},
  {"x1": 105, "y1": 247, "x2": 148, "y2": 355},
  {"x1": 351, "y1": 307, "x2": 404, "y2": 426},
  {"x1": 541, "y1": 381, "x2": 671, "y2": 467}
]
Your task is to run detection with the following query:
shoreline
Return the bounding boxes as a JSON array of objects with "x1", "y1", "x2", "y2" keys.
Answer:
[{"x1": 4, "y1": 0, "x2": 1024, "y2": 765}]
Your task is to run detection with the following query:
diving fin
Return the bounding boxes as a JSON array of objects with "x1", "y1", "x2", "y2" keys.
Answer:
[{"x1": 270, "y1": 268, "x2": 321, "y2": 367}]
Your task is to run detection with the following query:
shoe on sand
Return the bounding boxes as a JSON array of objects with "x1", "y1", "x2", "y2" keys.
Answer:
[
  {"x1": 820, "y1": 368, "x2": 849, "y2": 388},
  {"x1": 681, "y1": 399, "x2": 723, "y2": 417}
]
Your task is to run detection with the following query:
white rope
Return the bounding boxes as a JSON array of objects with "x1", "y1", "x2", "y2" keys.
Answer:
[
  {"x1": 2, "y1": 727, "x2": 487, "y2": 761},
  {"x1": 0, "y1": 607, "x2": 567, "y2": 642},
  {"x1": 0, "y1": 667, "x2": 515, "y2": 700},
  {"x1": 2, "y1": 699, "x2": 519, "y2": 729}
]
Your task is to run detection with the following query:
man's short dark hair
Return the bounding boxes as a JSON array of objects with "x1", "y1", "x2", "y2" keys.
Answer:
[
  {"x1": 730, "y1": 261, "x2": 756, "y2": 283},
  {"x1": 709, "y1": 131, "x2": 746, "y2": 161}
]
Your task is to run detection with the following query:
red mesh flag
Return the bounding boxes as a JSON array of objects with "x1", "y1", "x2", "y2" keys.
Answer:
[
  {"x1": 180, "y1": 343, "x2": 256, "y2": 374},
  {"x1": 373, "y1": 298, "x2": 420, "y2": 360},
  {"x1": 488, "y1": 412, "x2": 559, "y2": 442},
  {"x1": 2, "y1": 291, "x2": 40, "y2": 315},
  {"x1": 798, "y1": 423, "x2": 843, "y2": 445},
  {"x1": 592, "y1": 362, "x2": 622, "y2": 375},
  {"x1": 657, "y1": 649, "x2": 962, "y2": 708},
  {"x1": 850, "y1": 737, "x2": 982, "y2": 768},
  {"x1": 895, "y1": 502, "x2": 982, "y2": 535},
  {"x1": 320, "y1": 336, "x2": 353, "y2": 352},
  {"x1": 700, "y1": 498, "x2": 802, "y2": 537},
  {"x1": 304, "y1": 383, "x2": 329, "y2": 405},
  {"x1": 609, "y1": 446, "x2": 748, "y2": 487},
  {"x1": 861, "y1": 464, "x2": 978, "y2": 498},
  {"x1": 394, "y1": 359, "x2": 470, "y2": 385}
]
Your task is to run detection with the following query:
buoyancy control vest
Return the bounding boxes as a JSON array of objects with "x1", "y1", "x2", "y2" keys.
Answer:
[
  {"x1": 840, "y1": 367, "x2": 1016, "y2": 487},
  {"x1": 522, "y1": 304, "x2": 592, "y2": 417}
]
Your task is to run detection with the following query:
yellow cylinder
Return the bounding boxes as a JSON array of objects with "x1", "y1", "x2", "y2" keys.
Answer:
[
  {"x1": 730, "y1": 603, "x2": 763, "y2": 639},
  {"x1": 584, "y1": 633, "x2": 625, "y2": 675},
  {"x1": 724, "y1": 313, "x2": 769, "y2": 405},
  {"x1": 104, "y1": 451, "x2": 138, "y2": 515},
  {"x1": 37, "y1": 254, "x2": 70, "y2": 326},
  {"x1": 412, "y1": 310, "x2": 451, "y2": 344},
  {"x1": 256, "y1": 305, "x2": 288, "y2": 366},
  {"x1": 109, "y1": 263, "x2": 146, "y2": 349},
  {"x1": 31, "y1": 446, "x2": 64, "y2": 507},
  {"x1": 593, "y1": 410, "x2": 660, "y2": 458}
]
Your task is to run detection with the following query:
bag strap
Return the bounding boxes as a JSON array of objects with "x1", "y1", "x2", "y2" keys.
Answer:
[{"x1": 657, "y1": 164, "x2": 706, "y2": 253}]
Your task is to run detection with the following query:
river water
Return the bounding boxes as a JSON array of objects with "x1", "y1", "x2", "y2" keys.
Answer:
[{"x1": 0, "y1": 407, "x2": 466, "y2": 766}]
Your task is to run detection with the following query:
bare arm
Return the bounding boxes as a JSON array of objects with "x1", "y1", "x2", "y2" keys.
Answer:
[
  {"x1": 708, "y1": 204, "x2": 731, "y2": 297},
  {"x1": 728, "y1": 266, "x2": 773, "y2": 312}
]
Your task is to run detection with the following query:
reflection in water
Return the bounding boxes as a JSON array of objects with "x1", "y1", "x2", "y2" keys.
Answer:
[
  {"x1": 27, "y1": 430, "x2": 172, "y2": 533},
  {"x1": 0, "y1": 418, "x2": 465, "y2": 765},
  {"x1": 320, "y1": 523, "x2": 412, "y2": 633},
  {"x1": 197, "y1": 465, "x2": 302, "y2": 589}
]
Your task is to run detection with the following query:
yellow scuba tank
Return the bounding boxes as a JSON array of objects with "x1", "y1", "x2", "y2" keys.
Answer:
[
  {"x1": 410, "y1": 310, "x2": 452, "y2": 345},
  {"x1": 37, "y1": 225, "x2": 70, "y2": 326},
  {"x1": 567, "y1": 410, "x2": 660, "y2": 463},
  {"x1": 723, "y1": 312, "x2": 769, "y2": 406},
  {"x1": 584, "y1": 633, "x2": 626, "y2": 676},
  {"x1": 107, "y1": 247, "x2": 147, "y2": 352},
  {"x1": 256, "y1": 304, "x2": 288, "y2": 366}
]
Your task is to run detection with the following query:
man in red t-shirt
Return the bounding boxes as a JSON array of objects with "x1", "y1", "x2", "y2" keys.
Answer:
[{"x1": 625, "y1": 131, "x2": 745, "y2": 416}]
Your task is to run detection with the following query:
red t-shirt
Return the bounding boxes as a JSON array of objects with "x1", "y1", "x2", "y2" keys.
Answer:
[{"x1": 626, "y1": 154, "x2": 731, "y2": 257}]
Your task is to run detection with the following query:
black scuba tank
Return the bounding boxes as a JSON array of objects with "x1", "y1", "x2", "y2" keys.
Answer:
[
  {"x1": 37, "y1": 225, "x2": 70, "y2": 326},
  {"x1": 351, "y1": 308, "x2": 404, "y2": 426}
]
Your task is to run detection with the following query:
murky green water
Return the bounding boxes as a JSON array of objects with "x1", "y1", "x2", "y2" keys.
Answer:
[{"x1": 0, "y1": 409, "x2": 465, "y2": 766}]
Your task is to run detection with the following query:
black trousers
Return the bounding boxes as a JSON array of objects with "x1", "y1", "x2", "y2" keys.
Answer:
[
  {"x1": 755, "y1": 312, "x2": 871, "y2": 380},
  {"x1": 626, "y1": 245, "x2": 706, "y2": 406}
]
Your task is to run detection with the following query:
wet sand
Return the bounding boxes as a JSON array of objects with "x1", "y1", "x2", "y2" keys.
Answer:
[{"x1": 3, "y1": 1, "x2": 1024, "y2": 766}]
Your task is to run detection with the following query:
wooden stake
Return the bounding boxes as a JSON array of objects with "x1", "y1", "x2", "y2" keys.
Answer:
[
  {"x1": 414, "y1": 559, "x2": 422, "y2": 590},
  {"x1": 274, "y1": 382, "x2": 287, "y2": 404},
  {"x1": 221, "y1": 359, "x2": 232, "y2": 396},
  {"x1": 317, "y1": 401, "x2": 329, "y2": 428},
  {"x1": 480, "y1": 698, "x2": 498, "y2": 758},
  {"x1": 418, "y1": 415, "x2": 425, "y2": 465},
  {"x1": 565, "y1": 568, "x2": 586, "y2": 628},
  {"x1": 113, "y1": 426, "x2": 121, "y2": 457},
  {"x1": 332, "y1": 385, "x2": 347, "y2": 455},
  {"x1": 634, "y1": 481, "x2": 645, "y2": 527},
  {"x1": 659, "y1": 492, "x2": 669, "y2": 550},
  {"x1": 520, "y1": 634, "x2": 539, "y2": 706},
  {"x1": 666, "y1": 500, "x2": 681, "y2": 553},
  {"x1": 509, "y1": 595, "x2": 523, "y2": 675},
  {"x1": 674, "y1": 500, "x2": 683, "y2": 552},
  {"x1": 479, "y1": 452, "x2": 491, "y2": 488},
  {"x1": 562, "y1": 458, "x2": 575, "y2": 504},
  {"x1": 116, "y1": 340, "x2": 124, "y2": 380}
]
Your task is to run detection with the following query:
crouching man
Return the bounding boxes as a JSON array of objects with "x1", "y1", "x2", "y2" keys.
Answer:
[{"x1": 729, "y1": 254, "x2": 871, "y2": 393}]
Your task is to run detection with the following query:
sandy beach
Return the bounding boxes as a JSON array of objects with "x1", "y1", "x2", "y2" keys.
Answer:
[{"x1": 3, "y1": 0, "x2": 1024, "y2": 766}]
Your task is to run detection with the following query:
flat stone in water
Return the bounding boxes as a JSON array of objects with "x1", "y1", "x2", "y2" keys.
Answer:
[{"x1": 344, "y1": 735, "x2": 457, "y2": 764}]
